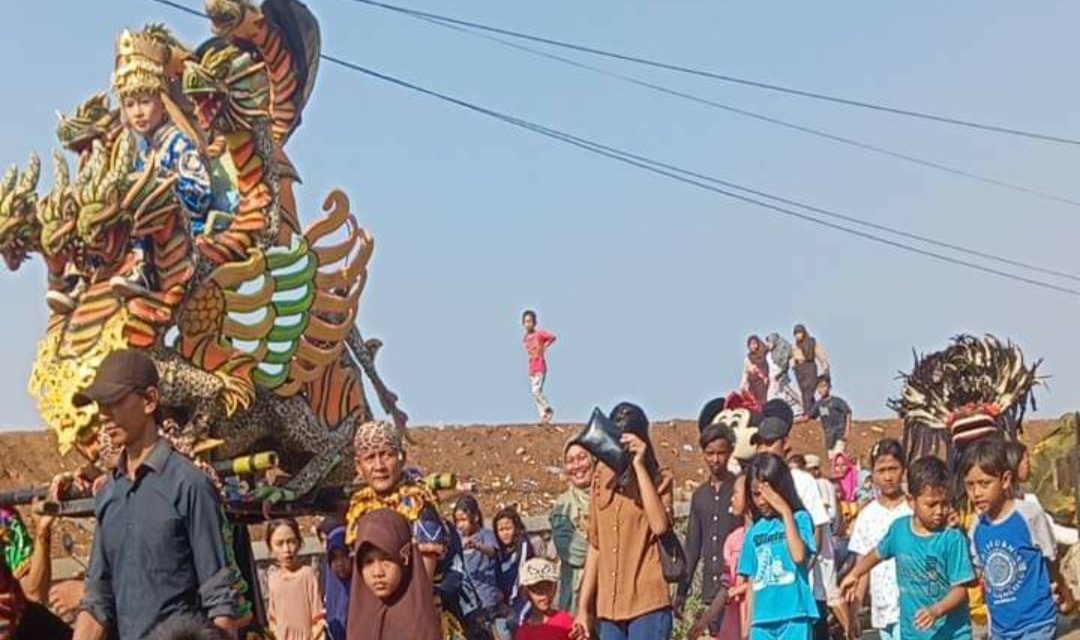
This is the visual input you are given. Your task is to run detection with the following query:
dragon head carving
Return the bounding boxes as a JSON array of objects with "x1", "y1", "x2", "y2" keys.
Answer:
[
  {"x1": 183, "y1": 39, "x2": 270, "y2": 134},
  {"x1": 58, "y1": 136, "x2": 176, "y2": 267},
  {"x1": 56, "y1": 93, "x2": 120, "y2": 158},
  {"x1": 0, "y1": 155, "x2": 42, "y2": 271},
  {"x1": 206, "y1": 0, "x2": 257, "y2": 38},
  {"x1": 37, "y1": 151, "x2": 81, "y2": 260}
]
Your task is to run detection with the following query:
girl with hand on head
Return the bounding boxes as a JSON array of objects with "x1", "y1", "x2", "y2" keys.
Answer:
[{"x1": 737, "y1": 453, "x2": 818, "y2": 640}]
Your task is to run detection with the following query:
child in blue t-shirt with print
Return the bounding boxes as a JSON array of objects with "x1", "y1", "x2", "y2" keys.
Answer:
[
  {"x1": 737, "y1": 453, "x2": 819, "y2": 640},
  {"x1": 841, "y1": 456, "x2": 976, "y2": 640},
  {"x1": 961, "y1": 439, "x2": 1058, "y2": 640}
]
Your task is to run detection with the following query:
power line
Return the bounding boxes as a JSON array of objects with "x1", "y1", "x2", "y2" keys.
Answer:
[
  {"x1": 319, "y1": 56, "x2": 1080, "y2": 298},
  {"x1": 144, "y1": 0, "x2": 1080, "y2": 297},
  {"x1": 348, "y1": 0, "x2": 1080, "y2": 147},
  {"x1": 391, "y1": 10, "x2": 1080, "y2": 283},
  {"x1": 385, "y1": 8, "x2": 1080, "y2": 210}
]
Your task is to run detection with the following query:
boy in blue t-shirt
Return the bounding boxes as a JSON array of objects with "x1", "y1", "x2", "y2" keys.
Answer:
[
  {"x1": 961, "y1": 439, "x2": 1058, "y2": 640},
  {"x1": 840, "y1": 456, "x2": 975, "y2": 640}
]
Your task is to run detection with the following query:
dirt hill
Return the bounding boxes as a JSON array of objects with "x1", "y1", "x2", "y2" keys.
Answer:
[{"x1": 0, "y1": 417, "x2": 1063, "y2": 518}]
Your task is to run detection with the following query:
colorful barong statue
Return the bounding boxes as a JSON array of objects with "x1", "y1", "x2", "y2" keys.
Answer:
[{"x1": 2, "y1": 0, "x2": 407, "y2": 497}]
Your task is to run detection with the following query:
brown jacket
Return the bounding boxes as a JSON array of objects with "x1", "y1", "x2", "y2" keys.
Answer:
[{"x1": 587, "y1": 463, "x2": 674, "y2": 622}]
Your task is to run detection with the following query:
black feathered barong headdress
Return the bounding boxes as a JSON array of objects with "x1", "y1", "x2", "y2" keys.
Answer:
[{"x1": 888, "y1": 334, "x2": 1041, "y2": 465}]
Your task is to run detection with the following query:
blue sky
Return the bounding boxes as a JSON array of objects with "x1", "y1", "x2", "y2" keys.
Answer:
[{"x1": 2, "y1": 1, "x2": 1079, "y2": 430}]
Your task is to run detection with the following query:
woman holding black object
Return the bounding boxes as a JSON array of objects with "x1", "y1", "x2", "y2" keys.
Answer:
[{"x1": 572, "y1": 403, "x2": 674, "y2": 640}]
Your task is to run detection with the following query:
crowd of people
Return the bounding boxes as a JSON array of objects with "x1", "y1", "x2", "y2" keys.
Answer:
[
  {"x1": 740, "y1": 326, "x2": 831, "y2": 416},
  {"x1": 1, "y1": 335, "x2": 1077, "y2": 640}
]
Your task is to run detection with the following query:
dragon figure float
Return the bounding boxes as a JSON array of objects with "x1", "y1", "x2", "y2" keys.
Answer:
[{"x1": 0, "y1": 0, "x2": 406, "y2": 497}]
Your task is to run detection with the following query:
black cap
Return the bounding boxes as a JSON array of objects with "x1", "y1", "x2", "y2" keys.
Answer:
[
  {"x1": 72, "y1": 349, "x2": 159, "y2": 407},
  {"x1": 761, "y1": 399, "x2": 795, "y2": 429},
  {"x1": 750, "y1": 416, "x2": 791, "y2": 445}
]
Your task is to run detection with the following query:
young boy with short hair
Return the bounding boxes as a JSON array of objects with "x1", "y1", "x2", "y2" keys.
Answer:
[
  {"x1": 840, "y1": 456, "x2": 976, "y2": 640},
  {"x1": 522, "y1": 310, "x2": 557, "y2": 425},
  {"x1": 514, "y1": 558, "x2": 574, "y2": 640},
  {"x1": 808, "y1": 378, "x2": 851, "y2": 456},
  {"x1": 961, "y1": 439, "x2": 1058, "y2": 640}
]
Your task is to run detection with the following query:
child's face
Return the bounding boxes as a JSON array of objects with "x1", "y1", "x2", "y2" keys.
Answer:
[
  {"x1": 330, "y1": 549, "x2": 353, "y2": 582},
  {"x1": 730, "y1": 475, "x2": 747, "y2": 517},
  {"x1": 495, "y1": 518, "x2": 517, "y2": 547},
  {"x1": 523, "y1": 315, "x2": 536, "y2": 332},
  {"x1": 910, "y1": 485, "x2": 950, "y2": 531},
  {"x1": 750, "y1": 479, "x2": 774, "y2": 518},
  {"x1": 526, "y1": 581, "x2": 557, "y2": 614},
  {"x1": 454, "y1": 510, "x2": 478, "y2": 537},
  {"x1": 360, "y1": 547, "x2": 404, "y2": 600},
  {"x1": 964, "y1": 465, "x2": 1011, "y2": 515},
  {"x1": 269, "y1": 524, "x2": 301, "y2": 569},
  {"x1": 817, "y1": 381, "x2": 830, "y2": 398},
  {"x1": 872, "y1": 455, "x2": 904, "y2": 498}
]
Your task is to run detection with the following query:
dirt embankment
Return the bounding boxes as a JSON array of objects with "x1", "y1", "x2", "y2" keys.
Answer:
[{"x1": 1, "y1": 417, "x2": 1063, "y2": 520}]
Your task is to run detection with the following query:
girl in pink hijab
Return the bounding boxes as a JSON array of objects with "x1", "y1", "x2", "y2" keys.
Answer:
[{"x1": 832, "y1": 451, "x2": 859, "y2": 503}]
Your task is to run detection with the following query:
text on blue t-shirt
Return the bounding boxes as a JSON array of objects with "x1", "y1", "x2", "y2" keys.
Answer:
[{"x1": 737, "y1": 510, "x2": 819, "y2": 626}]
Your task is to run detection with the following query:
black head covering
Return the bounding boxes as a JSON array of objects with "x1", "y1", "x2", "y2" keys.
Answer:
[
  {"x1": 761, "y1": 398, "x2": 795, "y2": 429},
  {"x1": 609, "y1": 401, "x2": 661, "y2": 483}
]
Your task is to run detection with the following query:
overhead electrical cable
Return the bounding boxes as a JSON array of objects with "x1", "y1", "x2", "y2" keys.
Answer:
[
  {"x1": 374, "y1": 6, "x2": 1080, "y2": 210},
  {"x1": 144, "y1": 0, "x2": 1080, "y2": 297},
  {"x1": 346, "y1": 0, "x2": 1080, "y2": 147}
]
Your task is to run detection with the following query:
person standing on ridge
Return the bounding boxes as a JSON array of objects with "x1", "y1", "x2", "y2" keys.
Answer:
[
  {"x1": 522, "y1": 310, "x2": 557, "y2": 424},
  {"x1": 740, "y1": 336, "x2": 770, "y2": 408},
  {"x1": 793, "y1": 324, "x2": 830, "y2": 415}
]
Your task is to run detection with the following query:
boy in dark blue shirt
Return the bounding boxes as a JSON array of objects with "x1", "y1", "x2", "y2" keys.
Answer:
[{"x1": 808, "y1": 378, "x2": 851, "y2": 455}]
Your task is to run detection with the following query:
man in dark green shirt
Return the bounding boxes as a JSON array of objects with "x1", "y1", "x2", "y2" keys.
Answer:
[{"x1": 71, "y1": 350, "x2": 237, "y2": 640}]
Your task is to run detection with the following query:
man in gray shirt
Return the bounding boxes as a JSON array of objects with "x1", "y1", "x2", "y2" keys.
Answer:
[{"x1": 71, "y1": 350, "x2": 237, "y2": 640}]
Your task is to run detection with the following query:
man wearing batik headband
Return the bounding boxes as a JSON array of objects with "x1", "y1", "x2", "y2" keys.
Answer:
[
  {"x1": 109, "y1": 26, "x2": 213, "y2": 298},
  {"x1": 345, "y1": 421, "x2": 475, "y2": 640}
]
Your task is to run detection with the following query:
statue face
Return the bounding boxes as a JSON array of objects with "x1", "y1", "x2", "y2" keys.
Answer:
[{"x1": 121, "y1": 93, "x2": 166, "y2": 136}]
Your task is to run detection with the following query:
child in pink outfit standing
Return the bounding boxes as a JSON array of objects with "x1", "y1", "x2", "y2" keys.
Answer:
[{"x1": 522, "y1": 310, "x2": 556, "y2": 424}]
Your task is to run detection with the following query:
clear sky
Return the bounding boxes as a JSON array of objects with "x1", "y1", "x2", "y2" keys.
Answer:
[{"x1": 1, "y1": 1, "x2": 1079, "y2": 430}]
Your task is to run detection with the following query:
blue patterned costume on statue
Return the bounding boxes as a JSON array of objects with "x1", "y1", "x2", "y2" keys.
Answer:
[{"x1": 134, "y1": 123, "x2": 213, "y2": 232}]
